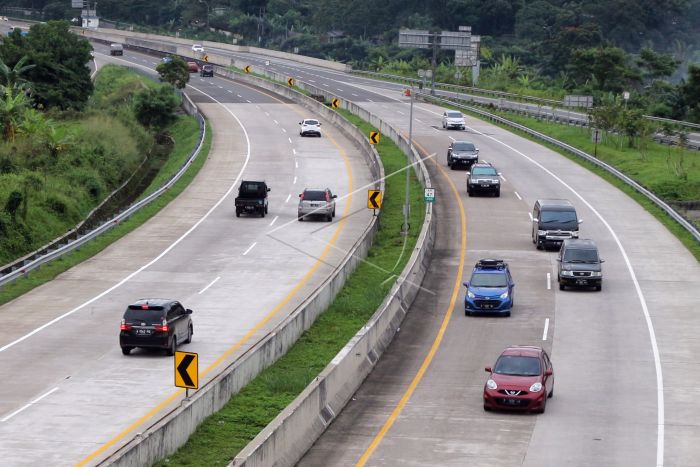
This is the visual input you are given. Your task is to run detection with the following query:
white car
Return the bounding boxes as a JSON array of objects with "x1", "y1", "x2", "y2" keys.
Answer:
[
  {"x1": 442, "y1": 110, "x2": 466, "y2": 130},
  {"x1": 299, "y1": 118, "x2": 322, "y2": 137},
  {"x1": 192, "y1": 44, "x2": 204, "y2": 53}
]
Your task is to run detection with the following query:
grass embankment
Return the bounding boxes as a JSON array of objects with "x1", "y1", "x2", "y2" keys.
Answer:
[
  {"x1": 0, "y1": 66, "x2": 207, "y2": 305},
  {"x1": 154, "y1": 110, "x2": 426, "y2": 467},
  {"x1": 464, "y1": 107, "x2": 700, "y2": 260}
]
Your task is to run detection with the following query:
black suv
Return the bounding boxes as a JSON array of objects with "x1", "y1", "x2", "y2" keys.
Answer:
[
  {"x1": 467, "y1": 162, "x2": 501, "y2": 197},
  {"x1": 200, "y1": 64, "x2": 214, "y2": 77},
  {"x1": 447, "y1": 141, "x2": 479, "y2": 169},
  {"x1": 119, "y1": 299, "x2": 193, "y2": 355},
  {"x1": 557, "y1": 239, "x2": 604, "y2": 291}
]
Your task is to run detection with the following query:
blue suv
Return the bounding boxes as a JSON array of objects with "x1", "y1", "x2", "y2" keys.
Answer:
[{"x1": 464, "y1": 259, "x2": 515, "y2": 316}]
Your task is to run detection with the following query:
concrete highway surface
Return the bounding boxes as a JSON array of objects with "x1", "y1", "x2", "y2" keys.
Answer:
[{"x1": 0, "y1": 46, "x2": 374, "y2": 465}]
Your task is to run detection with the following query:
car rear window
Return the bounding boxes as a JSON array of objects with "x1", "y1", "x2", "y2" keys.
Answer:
[
  {"x1": 124, "y1": 309, "x2": 165, "y2": 324},
  {"x1": 447, "y1": 111, "x2": 463, "y2": 118},
  {"x1": 494, "y1": 355, "x2": 541, "y2": 376},
  {"x1": 453, "y1": 142, "x2": 475, "y2": 151},
  {"x1": 304, "y1": 120, "x2": 319, "y2": 125},
  {"x1": 239, "y1": 183, "x2": 266, "y2": 197},
  {"x1": 472, "y1": 167, "x2": 497, "y2": 175},
  {"x1": 303, "y1": 190, "x2": 326, "y2": 201}
]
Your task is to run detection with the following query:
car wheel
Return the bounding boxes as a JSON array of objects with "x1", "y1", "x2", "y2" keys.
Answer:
[
  {"x1": 265, "y1": 205, "x2": 268, "y2": 214},
  {"x1": 166, "y1": 337, "x2": 177, "y2": 356},
  {"x1": 495, "y1": 189, "x2": 500, "y2": 197},
  {"x1": 559, "y1": 282, "x2": 565, "y2": 291},
  {"x1": 505, "y1": 311, "x2": 511, "y2": 317},
  {"x1": 185, "y1": 324, "x2": 193, "y2": 344},
  {"x1": 298, "y1": 215, "x2": 303, "y2": 221},
  {"x1": 121, "y1": 347, "x2": 132, "y2": 355},
  {"x1": 236, "y1": 210, "x2": 240, "y2": 218},
  {"x1": 537, "y1": 398, "x2": 547, "y2": 414},
  {"x1": 260, "y1": 209, "x2": 265, "y2": 218},
  {"x1": 536, "y1": 239, "x2": 543, "y2": 250},
  {"x1": 596, "y1": 284, "x2": 602, "y2": 291},
  {"x1": 548, "y1": 387, "x2": 554, "y2": 398},
  {"x1": 483, "y1": 404, "x2": 491, "y2": 412},
  {"x1": 327, "y1": 213, "x2": 333, "y2": 222},
  {"x1": 332, "y1": 208, "x2": 336, "y2": 218}
]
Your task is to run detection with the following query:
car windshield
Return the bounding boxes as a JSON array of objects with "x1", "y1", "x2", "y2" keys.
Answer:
[
  {"x1": 303, "y1": 190, "x2": 326, "y2": 201},
  {"x1": 304, "y1": 120, "x2": 319, "y2": 126},
  {"x1": 540, "y1": 209, "x2": 577, "y2": 223},
  {"x1": 470, "y1": 272, "x2": 507, "y2": 287},
  {"x1": 494, "y1": 355, "x2": 541, "y2": 376},
  {"x1": 124, "y1": 310, "x2": 164, "y2": 325},
  {"x1": 447, "y1": 112, "x2": 463, "y2": 118},
  {"x1": 564, "y1": 248, "x2": 599, "y2": 262},
  {"x1": 472, "y1": 167, "x2": 497, "y2": 176},
  {"x1": 453, "y1": 142, "x2": 475, "y2": 151}
]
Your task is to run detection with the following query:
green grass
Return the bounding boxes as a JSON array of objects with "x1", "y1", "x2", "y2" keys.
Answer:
[
  {"x1": 0, "y1": 119, "x2": 210, "y2": 306},
  {"x1": 154, "y1": 110, "x2": 426, "y2": 467},
  {"x1": 453, "y1": 104, "x2": 700, "y2": 260}
]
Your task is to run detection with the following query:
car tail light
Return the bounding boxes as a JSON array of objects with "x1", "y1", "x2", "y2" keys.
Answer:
[
  {"x1": 300, "y1": 192, "x2": 305, "y2": 201},
  {"x1": 154, "y1": 319, "x2": 169, "y2": 332},
  {"x1": 325, "y1": 191, "x2": 329, "y2": 202},
  {"x1": 120, "y1": 319, "x2": 131, "y2": 331}
]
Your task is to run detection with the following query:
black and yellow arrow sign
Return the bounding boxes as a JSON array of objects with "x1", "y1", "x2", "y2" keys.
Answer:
[
  {"x1": 369, "y1": 131, "x2": 380, "y2": 145},
  {"x1": 331, "y1": 98, "x2": 340, "y2": 109},
  {"x1": 244, "y1": 65, "x2": 251, "y2": 73},
  {"x1": 203, "y1": 55, "x2": 209, "y2": 62},
  {"x1": 175, "y1": 351, "x2": 198, "y2": 389},
  {"x1": 287, "y1": 77, "x2": 295, "y2": 87},
  {"x1": 367, "y1": 190, "x2": 382, "y2": 209}
]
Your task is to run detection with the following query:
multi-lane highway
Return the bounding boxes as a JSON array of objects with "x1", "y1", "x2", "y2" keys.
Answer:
[
  {"x1": 2, "y1": 25, "x2": 700, "y2": 467},
  {"x1": 0, "y1": 44, "x2": 375, "y2": 464}
]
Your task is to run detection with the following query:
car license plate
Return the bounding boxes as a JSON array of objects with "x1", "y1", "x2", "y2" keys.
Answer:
[
  {"x1": 480, "y1": 183, "x2": 490, "y2": 187},
  {"x1": 135, "y1": 329, "x2": 152, "y2": 335},
  {"x1": 483, "y1": 304, "x2": 493, "y2": 309},
  {"x1": 576, "y1": 279, "x2": 588, "y2": 285},
  {"x1": 505, "y1": 399, "x2": 519, "y2": 405}
]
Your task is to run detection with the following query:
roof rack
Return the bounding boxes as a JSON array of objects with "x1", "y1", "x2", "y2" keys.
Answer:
[{"x1": 475, "y1": 259, "x2": 506, "y2": 269}]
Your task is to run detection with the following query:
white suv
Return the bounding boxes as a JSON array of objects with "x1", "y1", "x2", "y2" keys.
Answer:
[
  {"x1": 442, "y1": 110, "x2": 466, "y2": 130},
  {"x1": 192, "y1": 44, "x2": 204, "y2": 52},
  {"x1": 299, "y1": 118, "x2": 322, "y2": 137},
  {"x1": 298, "y1": 188, "x2": 337, "y2": 222}
]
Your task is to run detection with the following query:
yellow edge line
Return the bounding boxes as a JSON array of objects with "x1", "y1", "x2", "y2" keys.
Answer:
[
  {"x1": 355, "y1": 139, "x2": 467, "y2": 466},
  {"x1": 76, "y1": 100, "x2": 354, "y2": 466}
]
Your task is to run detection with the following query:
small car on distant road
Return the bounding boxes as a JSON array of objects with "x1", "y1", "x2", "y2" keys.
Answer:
[
  {"x1": 298, "y1": 188, "x2": 337, "y2": 222},
  {"x1": 447, "y1": 140, "x2": 479, "y2": 169},
  {"x1": 483, "y1": 346, "x2": 554, "y2": 413},
  {"x1": 467, "y1": 162, "x2": 501, "y2": 197},
  {"x1": 187, "y1": 61, "x2": 199, "y2": 73},
  {"x1": 119, "y1": 299, "x2": 193, "y2": 356},
  {"x1": 299, "y1": 118, "x2": 322, "y2": 137},
  {"x1": 200, "y1": 64, "x2": 214, "y2": 77},
  {"x1": 192, "y1": 44, "x2": 204, "y2": 52},
  {"x1": 557, "y1": 238, "x2": 604, "y2": 291},
  {"x1": 442, "y1": 110, "x2": 466, "y2": 130},
  {"x1": 464, "y1": 259, "x2": 515, "y2": 316}
]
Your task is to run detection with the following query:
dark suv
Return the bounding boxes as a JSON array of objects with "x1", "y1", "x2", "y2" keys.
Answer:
[
  {"x1": 447, "y1": 140, "x2": 479, "y2": 169},
  {"x1": 119, "y1": 299, "x2": 193, "y2": 355},
  {"x1": 557, "y1": 239, "x2": 604, "y2": 291},
  {"x1": 200, "y1": 64, "x2": 214, "y2": 77},
  {"x1": 467, "y1": 162, "x2": 501, "y2": 197},
  {"x1": 464, "y1": 259, "x2": 515, "y2": 316}
]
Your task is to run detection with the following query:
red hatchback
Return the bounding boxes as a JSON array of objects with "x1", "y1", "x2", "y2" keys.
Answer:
[{"x1": 483, "y1": 346, "x2": 554, "y2": 413}]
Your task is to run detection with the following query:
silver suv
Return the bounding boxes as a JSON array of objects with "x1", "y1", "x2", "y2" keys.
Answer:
[{"x1": 298, "y1": 188, "x2": 337, "y2": 222}]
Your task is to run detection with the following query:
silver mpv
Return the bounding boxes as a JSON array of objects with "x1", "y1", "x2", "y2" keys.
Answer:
[{"x1": 298, "y1": 188, "x2": 337, "y2": 222}]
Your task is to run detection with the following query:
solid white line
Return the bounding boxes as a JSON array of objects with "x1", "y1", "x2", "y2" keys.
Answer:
[
  {"x1": 415, "y1": 118, "x2": 423, "y2": 124},
  {"x1": 464, "y1": 122, "x2": 665, "y2": 466},
  {"x1": 1, "y1": 387, "x2": 58, "y2": 422},
  {"x1": 514, "y1": 191, "x2": 522, "y2": 200},
  {"x1": 501, "y1": 174, "x2": 508, "y2": 182},
  {"x1": 285, "y1": 194, "x2": 291, "y2": 203},
  {"x1": 269, "y1": 215, "x2": 279, "y2": 226},
  {"x1": 449, "y1": 136, "x2": 456, "y2": 142},
  {"x1": 0, "y1": 80, "x2": 252, "y2": 354},
  {"x1": 528, "y1": 212, "x2": 533, "y2": 222},
  {"x1": 293, "y1": 176, "x2": 297, "y2": 184},
  {"x1": 198, "y1": 276, "x2": 220, "y2": 294},
  {"x1": 546, "y1": 273, "x2": 551, "y2": 290},
  {"x1": 243, "y1": 242, "x2": 257, "y2": 256},
  {"x1": 542, "y1": 318, "x2": 550, "y2": 341}
]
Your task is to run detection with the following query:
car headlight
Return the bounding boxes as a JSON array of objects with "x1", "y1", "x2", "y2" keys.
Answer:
[
  {"x1": 499, "y1": 291, "x2": 509, "y2": 299},
  {"x1": 258, "y1": 200, "x2": 263, "y2": 205},
  {"x1": 492, "y1": 179, "x2": 500, "y2": 183},
  {"x1": 537, "y1": 230, "x2": 546, "y2": 236},
  {"x1": 486, "y1": 379, "x2": 497, "y2": 390},
  {"x1": 530, "y1": 382, "x2": 543, "y2": 392},
  {"x1": 561, "y1": 270, "x2": 574, "y2": 277},
  {"x1": 572, "y1": 232, "x2": 579, "y2": 237},
  {"x1": 591, "y1": 271, "x2": 602, "y2": 277},
  {"x1": 467, "y1": 290, "x2": 475, "y2": 299}
]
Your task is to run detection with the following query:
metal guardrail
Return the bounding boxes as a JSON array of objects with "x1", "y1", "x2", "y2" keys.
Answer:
[
  {"x1": 423, "y1": 93, "x2": 700, "y2": 244},
  {"x1": 0, "y1": 94, "x2": 206, "y2": 289}
]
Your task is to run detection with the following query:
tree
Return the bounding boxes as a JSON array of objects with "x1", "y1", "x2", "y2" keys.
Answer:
[
  {"x1": 0, "y1": 56, "x2": 35, "y2": 91},
  {"x1": 566, "y1": 46, "x2": 636, "y2": 93},
  {"x1": 680, "y1": 64, "x2": 700, "y2": 122},
  {"x1": 155, "y1": 57, "x2": 190, "y2": 89},
  {"x1": 133, "y1": 86, "x2": 179, "y2": 130},
  {"x1": 0, "y1": 86, "x2": 31, "y2": 141},
  {"x1": 636, "y1": 48, "x2": 679, "y2": 84}
]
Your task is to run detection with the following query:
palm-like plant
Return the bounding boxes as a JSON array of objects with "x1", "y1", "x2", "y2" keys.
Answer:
[
  {"x1": 0, "y1": 56, "x2": 35, "y2": 91},
  {"x1": 0, "y1": 86, "x2": 30, "y2": 142}
]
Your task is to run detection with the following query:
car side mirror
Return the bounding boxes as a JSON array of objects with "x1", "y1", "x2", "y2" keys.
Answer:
[
  {"x1": 484, "y1": 367, "x2": 492, "y2": 373},
  {"x1": 318, "y1": 123, "x2": 322, "y2": 126},
  {"x1": 476, "y1": 148, "x2": 480, "y2": 153},
  {"x1": 267, "y1": 187, "x2": 271, "y2": 192},
  {"x1": 299, "y1": 122, "x2": 302, "y2": 124},
  {"x1": 298, "y1": 193, "x2": 302, "y2": 197},
  {"x1": 466, "y1": 171, "x2": 470, "y2": 175},
  {"x1": 332, "y1": 194, "x2": 337, "y2": 198},
  {"x1": 186, "y1": 309, "x2": 193, "y2": 314},
  {"x1": 463, "y1": 282, "x2": 469, "y2": 288},
  {"x1": 532, "y1": 218, "x2": 538, "y2": 222},
  {"x1": 600, "y1": 259, "x2": 605, "y2": 263},
  {"x1": 556, "y1": 258, "x2": 561, "y2": 262},
  {"x1": 497, "y1": 172, "x2": 502, "y2": 176},
  {"x1": 545, "y1": 369, "x2": 553, "y2": 376},
  {"x1": 578, "y1": 219, "x2": 583, "y2": 224}
]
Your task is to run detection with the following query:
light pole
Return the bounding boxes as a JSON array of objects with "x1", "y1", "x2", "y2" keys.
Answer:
[
  {"x1": 403, "y1": 84, "x2": 415, "y2": 235},
  {"x1": 198, "y1": 0, "x2": 210, "y2": 30}
]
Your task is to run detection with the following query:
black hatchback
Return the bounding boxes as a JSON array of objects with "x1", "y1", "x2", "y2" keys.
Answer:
[{"x1": 119, "y1": 299, "x2": 193, "y2": 355}]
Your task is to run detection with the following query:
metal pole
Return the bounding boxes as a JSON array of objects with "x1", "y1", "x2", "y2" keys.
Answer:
[
  {"x1": 430, "y1": 32, "x2": 437, "y2": 95},
  {"x1": 403, "y1": 85, "x2": 414, "y2": 235}
]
